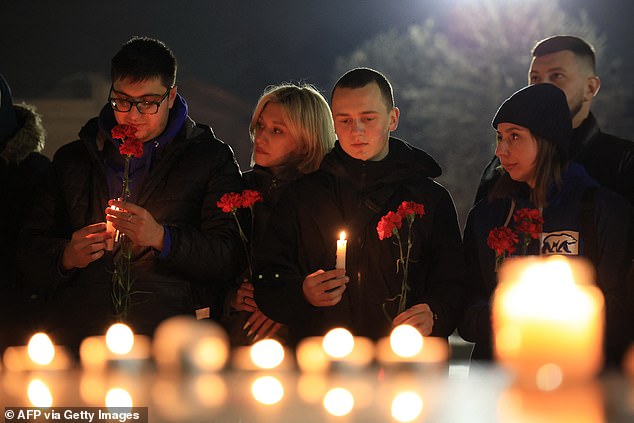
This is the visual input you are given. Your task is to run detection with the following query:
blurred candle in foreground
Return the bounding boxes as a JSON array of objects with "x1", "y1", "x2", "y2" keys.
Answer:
[
  {"x1": 28, "y1": 332, "x2": 55, "y2": 365},
  {"x1": 376, "y1": 325, "x2": 449, "y2": 365},
  {"x1": 106, "y1": 323, "x2": 135, "y2": 355},
  {"x1": 233, "y1": 338, "x2": 289, "y2": 370},
  {"x1": 153, "y1": 316, "x2": 229, "y2": 372},
  {"x1": 336, "y1": 231, "x2": 347, "y2": 270},
  {"x1": 250, "y1": 339, "x2": 285, "y2": 369},
  {"x1": 493, "y1": 256, "x2": 603, "y2": 385},
  {"x1": 296, "y1": 337, "x2": 330, "y2": 372},
  {"x1": 80, "y1": 324, "x2": 151, "y2": 370},
  {"x1": 322, "y1": 328, "x2": 373, "y2": 369},
  {"x1": 3, "y1": 333, "x2": 72, "y2": 371},
  {"x1": 390, "y1": 325, "x2": 423, "y2": 358}
]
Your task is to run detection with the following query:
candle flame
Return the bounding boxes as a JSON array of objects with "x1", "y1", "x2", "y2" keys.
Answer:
[
  {"x1": 250, "y1": 339, "x2": 285, "y2": 369},
  {"x1": 390, "y1": 325, "x2": 423, "y2": 358},
  {"x1": 105, "y1": 323, "x2": 135, "y2": 355},
  {"x1": 28, "y1": 332, "x2": 55, "y2": 365},
  {"x1": 339, "y1": 231, "x2": 346, "y2": 241},
  {"x1": 322, "y1": 328, "x2": 354, "y2": 358}
]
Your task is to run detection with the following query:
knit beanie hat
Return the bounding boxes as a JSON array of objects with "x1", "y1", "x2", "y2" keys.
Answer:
[
  {"x1": 492, "y1": 83, "x2": 572, "y2": 161},
  {"x1": 0, "y1": 73, "x2": 19, "y2": 146}
]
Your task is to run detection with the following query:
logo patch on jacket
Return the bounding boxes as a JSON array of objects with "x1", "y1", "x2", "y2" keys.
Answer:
[{"x1": 540, "y1": 231, "x2": 579, "y2": 255}]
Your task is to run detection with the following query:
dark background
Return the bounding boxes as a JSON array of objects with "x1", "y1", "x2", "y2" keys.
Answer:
[{"x1": 2, "y1": 0, "x2": 632, "y2": 106}]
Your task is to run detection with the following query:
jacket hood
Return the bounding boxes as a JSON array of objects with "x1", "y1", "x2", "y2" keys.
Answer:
[
  {"x1": 0, "y1": 104, "x2": 46, "y2": 165},
  {"x1": 321, "y1": 137, "x2": 442, "y2": 181}
]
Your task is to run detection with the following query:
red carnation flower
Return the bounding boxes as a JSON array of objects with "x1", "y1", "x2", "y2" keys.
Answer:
[
  {"x1": 111, "y1": 124, "x2": 143, "y2": 159},
  {"x1": 111, "y1": 124, "x2": 137, "y2": 140},
  {"x1": 241, "y1": 190, "x2": 264, "y2": 208},
  {"x1": 397, "y1": 201, "x2": 425, "y2": 219},
  {"x1": 487, "y1": 226, "x2": 519, "y2": 256},
  {"x1": 217, "y1": 192, "x2": 243, "y2": 213},
  {"x1": 377, "y1": 211, "x2": 403, "y2": 240},
  {"x1": 513, "y1": 208, "x2": 544, "y2": 240}
]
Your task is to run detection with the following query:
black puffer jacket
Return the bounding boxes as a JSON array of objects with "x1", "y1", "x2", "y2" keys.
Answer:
[
  {"x1": 0, "y1": 104, "x2": 49, "y2": 349},
  {"x1": 254, "y1": 139, "x2": 465, "y2": 343},
  {"x1": 475, "y1": 113, "x2": 634, "y2": 205},
  {"x1": 18, "y1": 113, "x2": 244, "y2": 348}
]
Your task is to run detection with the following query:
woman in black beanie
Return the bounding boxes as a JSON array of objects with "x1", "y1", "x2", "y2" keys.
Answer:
[{"x1": 458, "y1": 83, "x2": 633, "y2": 366}]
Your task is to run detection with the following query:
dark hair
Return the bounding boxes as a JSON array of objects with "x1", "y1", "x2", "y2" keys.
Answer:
[
  {"x1": 111, "y1": 37, "x2": 177, "y2": 88},
  {"x1": 490, "y1": 134, "x2": 564, "y2": 208},
  {"x1": 331, "y1": 67, "x2": 394, "y2": 110},
  {"x1": 532, "y1": 35, "x2": 596, "y2": 73}
]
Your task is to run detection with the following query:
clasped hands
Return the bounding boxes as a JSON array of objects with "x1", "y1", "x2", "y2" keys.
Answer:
[
  {"x1": 232, "y1": 280, "x2": 282, "y2": 342},
  {"x1": 61, "y1": 199, "x2": 164, "y2": 271},
  {"x1": 303, "y1": 269, "x2": 435, "y2": 335}
]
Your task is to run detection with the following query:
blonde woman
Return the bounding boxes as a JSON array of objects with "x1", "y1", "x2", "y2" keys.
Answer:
[{"x1": 226, "y1": 83, "x2": 335, "y2": 345}]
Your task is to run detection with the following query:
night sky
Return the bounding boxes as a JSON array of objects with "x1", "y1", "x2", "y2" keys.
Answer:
[{"x1": 2, "y1": 0, "x2": 632, "y2": 106}]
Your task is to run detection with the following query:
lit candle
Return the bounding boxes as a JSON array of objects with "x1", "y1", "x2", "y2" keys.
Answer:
[
  {"x1": 232, "y1": 339, "x2": 289, "y2": 370},
  {"x1": 79, "y1": 323, "x2": 151, "y2": 370},
  {"x1": 322, "y1": 328, "x2": 373, "y2": 369},
  {"x1": 296, "y1": 337, "x2": 330, "y2": 373},
  {"x1": 2, "y1": 332, "x2": 72, "y2": 371},
  {"x1": 105, "y1": 203, "x2": 122, "y2": 250},
  {"x1": 153, "y1": 316, "x2": 229, "y2": 372},
  {"x1": 376, "y1": 325, "x2": 449, "y2": 366},
  {"x1": 492, "y1": 256, "x2": 604, "y2": 385},
  {"x1": 336, "y1": 231, "x2": 347, "y2": 270}
]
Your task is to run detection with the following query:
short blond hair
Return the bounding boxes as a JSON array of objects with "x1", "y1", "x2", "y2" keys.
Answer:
[{"x1": 249, "y1": 83, "x2": 335, "y2": 174}]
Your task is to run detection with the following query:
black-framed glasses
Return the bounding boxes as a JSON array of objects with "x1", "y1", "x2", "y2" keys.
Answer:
[{"x1": 108, "y1": 86, "x2": 171, "y2": 115}]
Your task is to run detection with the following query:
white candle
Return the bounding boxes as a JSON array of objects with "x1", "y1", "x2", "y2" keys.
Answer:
[
  {"x1": 492, "y1": 256, "x2": 603, "y2": 385},
  {"x1": 336, "y1": 231, "x2": 347, "y2": 270}
]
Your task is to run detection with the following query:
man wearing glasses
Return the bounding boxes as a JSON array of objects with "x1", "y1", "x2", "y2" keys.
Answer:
[{"x1": 19, "y1": 37, "x2": 244, "y2": 350}]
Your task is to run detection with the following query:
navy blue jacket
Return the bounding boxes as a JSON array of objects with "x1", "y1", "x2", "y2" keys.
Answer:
[{"x1": 460, "y1": 163, "x2": 633, "y2": 363}]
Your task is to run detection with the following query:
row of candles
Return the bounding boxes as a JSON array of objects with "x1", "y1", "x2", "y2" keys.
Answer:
[
  {"x1": 2, "y1": 256, "x2": 632, "y2": 380},
  {"x1": 1, "y1": 320, "x2": 448, "y2": 373},
  {"x1": 2, "y1": 257, "x2": 633, "y2": 380},
  {"x1": 1, "y1": 255, "x2": 634, "y2": 421}
]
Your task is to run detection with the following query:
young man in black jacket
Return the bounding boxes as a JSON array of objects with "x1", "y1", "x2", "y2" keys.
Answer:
[
  {"x1": 254, "y1": 68, "x2": 465, "y2": 343},
  {"x1": 18, "y1": 37, "x2": 244, "y2": 350},
  {"x1": 475, "y1": 35, "x2": 634, "y2": 206}
]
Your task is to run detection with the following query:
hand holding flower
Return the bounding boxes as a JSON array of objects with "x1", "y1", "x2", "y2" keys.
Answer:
[
  {"x1": 377, "y1": 201, "x2": 426, "y2": 319},
  {"x1": 392, "y1": 303, "x2": 435, "y2": 336},
  {"x1": 302, "y1": 268, "x2": 348, "y2": 307}
]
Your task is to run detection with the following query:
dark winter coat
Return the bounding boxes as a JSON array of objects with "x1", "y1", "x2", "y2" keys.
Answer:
[
  {"x1": 460, "y1": 163, "x2": 633, "y2": 363},
  {"x1": 475, "y1": 113, "x2": 634, "y2": 205},
  {"x1": 18, "y1": 103, "x2": 244, "y2": 349},
  {"x1": 223, "y1": 165, "x2": 300, "y2": 346},
  {"x1": 0, "y1": 104, "x2": 49, "y2": 348},
  {"x1": 254, "y1": 138, "x2": 465, "y2": 343}
]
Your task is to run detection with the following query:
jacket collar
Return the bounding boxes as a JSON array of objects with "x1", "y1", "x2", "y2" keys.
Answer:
[{"x1": 570, "y1": 112, "x2": 600, "y2": 158}]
